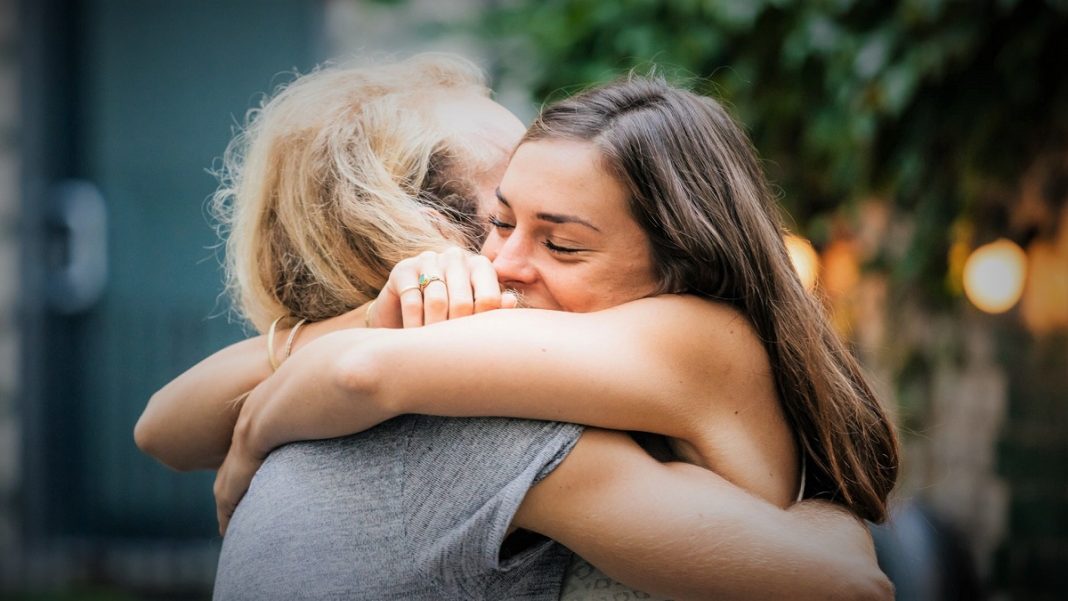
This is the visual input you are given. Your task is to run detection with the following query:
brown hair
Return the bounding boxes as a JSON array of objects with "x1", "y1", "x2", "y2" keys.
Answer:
[
  {"x1": 525, "y1": 77, "x2": 898, "y2": 522},
  {"x1": 211, "y1": 54, "x2": 493, "y2": 331}
]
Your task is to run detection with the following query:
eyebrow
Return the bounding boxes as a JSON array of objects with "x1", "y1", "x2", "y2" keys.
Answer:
[{"x1": 496, "y1": 188, "x2": 602, "y2": 233}]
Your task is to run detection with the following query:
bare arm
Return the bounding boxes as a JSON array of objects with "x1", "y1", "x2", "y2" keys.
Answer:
[
  {"x1": 517, "y1": 429, "x2": 892, "y2": 601},
  {"x1": 216, "y1": 294, "x2": 794, "y2": 522},
  {"x1": 135, "y1": 248, "x2": 510, "y2": 472},
  {"x1": 135, "y1": 334, "x2": 269, "y2": 471},
  {"x1": 134, "y1": 308, "x2": 368, "y2": 471},
  {"x1": 136, "y1": 246, "x2": 516, "y2": 471},
  {"x1": 243, "y1": 296, "x2": 765, "y2": 460}
]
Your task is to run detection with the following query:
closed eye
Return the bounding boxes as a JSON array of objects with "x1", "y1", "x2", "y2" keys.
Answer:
[
  {"x1": 543, "y1": 240, "x2": 583, "y2": 254},
  {"x1": 488, "y1": 215, "x2": 514, "y2": 230}
]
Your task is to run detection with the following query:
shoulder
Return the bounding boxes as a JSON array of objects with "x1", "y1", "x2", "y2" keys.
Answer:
[
  {"x1": 401, "y1": 417, "x2": 584, "y2": 595},
  {"x1": 600, "y1": 294, "x2": 771, "y2": 392},
  {"x1": 401, "y1": 416, "x2": 585, "y2": 519},
  {"x1": 404, "y1": 416, "x2": 584, "y2": 488},
  {"x1": 600, "y1": 294, "x2": 759, "y2": 344}
]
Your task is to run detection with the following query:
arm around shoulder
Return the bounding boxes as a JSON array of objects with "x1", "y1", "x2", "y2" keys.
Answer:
[
  {"x1": 339, "y1": 297, "x2": 745, "y2": 443},
  {"x1": 514, "y1": 428, "x2": 893, "y2": 601},
  {"x1": 135, "y1": 334, "x2": 271, "y2": 471},
  {"x1": 136, "y1": 309, "x2": 367, "y2": 471}
]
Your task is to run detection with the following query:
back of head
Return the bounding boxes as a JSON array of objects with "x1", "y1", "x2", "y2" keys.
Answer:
[
  {"x1": 213, "y1": 53, "x2": 491, "y2": 331},
  {"x1": 526, "y1": 76, "x2": 899, "y2": 522}
]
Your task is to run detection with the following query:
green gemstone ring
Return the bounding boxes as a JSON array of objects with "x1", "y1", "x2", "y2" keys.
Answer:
[{"x1": 418, "y1": 273, "x2": 444, "y2": 292}]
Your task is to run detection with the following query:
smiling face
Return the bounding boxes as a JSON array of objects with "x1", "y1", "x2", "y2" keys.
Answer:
[{"x1": 481, "y1": 139, "x2": 659, "y2": 312}]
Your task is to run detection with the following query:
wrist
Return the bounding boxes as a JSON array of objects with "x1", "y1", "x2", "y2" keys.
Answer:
[
  {"x1": 293, "y1": 308, "x2": 363, "y2": 353},
  {"x1": 234, "y1": 390, "x2": 271, "y2": 459}
]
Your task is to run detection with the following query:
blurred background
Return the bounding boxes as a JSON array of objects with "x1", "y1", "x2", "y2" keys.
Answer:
[{"x1": 0, "y1": 0, "x2": 1065, "y2": 599}]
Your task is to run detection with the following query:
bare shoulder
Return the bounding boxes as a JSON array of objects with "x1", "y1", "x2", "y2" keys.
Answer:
[
  {"x1": 601, "y1": 294, "x2": 771, "y2": 380},
  {"x1": 604, "y1": 295, "x2": 793, "y2": 499},
  {"x1": 603, "y1": 294, "x2": 756, "y2": 336}
]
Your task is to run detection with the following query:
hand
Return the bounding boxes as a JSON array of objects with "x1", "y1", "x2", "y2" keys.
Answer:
[
  {"x1": 369, "y1": 247, "x2": 518, "y2": 328},
  {"x1": 786, "y1": 499, "x2": 893, "y2": 599},
  {"x1": 213, "y1": 397, "x2": 267, "y2": 536}
]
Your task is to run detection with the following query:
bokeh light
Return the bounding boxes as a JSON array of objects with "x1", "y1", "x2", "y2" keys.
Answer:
[
  {"x1": 784, "y1": 234, "x2": 819, "y2": 291},
  {"x1": 963, "y1": 238, "x2": 1027, "y2": 314}
]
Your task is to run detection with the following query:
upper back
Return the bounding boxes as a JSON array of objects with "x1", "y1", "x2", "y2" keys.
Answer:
[
  {"x1": 213, "y1": 414, "x2": 583, "y2": 600},
  {"x1": 645, "y1": 295, "x2": 800, "y2": 507}
]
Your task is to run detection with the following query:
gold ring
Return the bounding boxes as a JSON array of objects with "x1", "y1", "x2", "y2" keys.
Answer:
[
  {"x1": 418, "y1": 274, "x2": 445, "y2": 292},
  {"x1": 397, "y1": 284, "x2": 421, "y2": 296}
]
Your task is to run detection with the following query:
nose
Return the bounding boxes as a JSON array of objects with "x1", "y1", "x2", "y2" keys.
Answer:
[{"x1": 486, "y1": 231, "x2": 538, "y2": 288}]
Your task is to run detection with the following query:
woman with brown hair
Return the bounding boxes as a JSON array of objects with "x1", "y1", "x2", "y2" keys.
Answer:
[{"x1": 139, "y1": 56, "x2": 893, "y2": 600}]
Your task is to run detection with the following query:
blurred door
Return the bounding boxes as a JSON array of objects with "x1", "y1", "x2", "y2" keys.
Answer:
[{"x1": 23, "y1": 0, "x2": 321, "y2": 544}]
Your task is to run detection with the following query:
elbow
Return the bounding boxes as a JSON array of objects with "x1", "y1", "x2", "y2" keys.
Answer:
[
  {"x1": 332, "y1": 340, "x2": 394, "y2": 414},
  {"x1": 134, "y1": 396, "x2": 192, "y2": 472},
  {"x1": 133, "y1": 411, "x2": 155, "y2": 456},
  {"x1": 133, "y1": 401, "x2": 164, "y2": 461}
]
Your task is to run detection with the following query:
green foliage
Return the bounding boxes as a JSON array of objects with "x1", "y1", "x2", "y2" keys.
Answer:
[{"x1": 483, "y1": 0, "x2": 1068, "y2": 302}]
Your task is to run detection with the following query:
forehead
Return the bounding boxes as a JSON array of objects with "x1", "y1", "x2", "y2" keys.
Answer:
[{"x1": 499, "y1": 139, "x2": 632, "y2": 224}]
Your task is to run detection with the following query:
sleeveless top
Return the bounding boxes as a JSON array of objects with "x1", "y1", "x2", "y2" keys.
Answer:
[{"x1": 558, "y1": 451, "x2": 808, "y2": 601}]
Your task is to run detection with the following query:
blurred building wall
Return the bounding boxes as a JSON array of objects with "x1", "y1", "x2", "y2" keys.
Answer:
[
  {"x1": 3, "y1": 0, "x2": 324, "y2": 592},
  {"x1": 323, "y1": 0, "x2": 535, "y2": 123},
  {"x1": 0, "y1": 0, "x2": 19, "y2": 559}
]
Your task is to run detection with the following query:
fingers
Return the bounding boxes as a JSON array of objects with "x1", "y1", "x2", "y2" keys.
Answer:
[
  {"x1": 418, "y1": 251, "x2": 450, "y2": 326},
  {"x1": 369, "y1": 275, "x2": 404, "y2": 329},
  {"x1": 213, "y1": 447, "x2": 262, "y2": 538},
  {"x1": 214, "y1": 469, "x2": 235, "y2": 537},
  {"x1": 469, "y1": 255, "x2": 504, "y2": 313},
  {"x1": 444, "y1": 249, "x2": 474, "y2": 320},
  {"x1": 381, "y1": 247, "x2": 512, "y2": 328},
  {"x1": 217, "y1": 504, "x2": 231, "y2": 537},
  {"x1": 388, "y1": 257, "x2": 425, "y2": 328},
  {"x1": 501, "y1": 290, "x2": 520, "y2": 309}
]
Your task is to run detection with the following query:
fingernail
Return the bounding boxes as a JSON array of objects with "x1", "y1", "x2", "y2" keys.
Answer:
[{"x1": 502, "y1": 290, "x2": 523, "y2": 308}]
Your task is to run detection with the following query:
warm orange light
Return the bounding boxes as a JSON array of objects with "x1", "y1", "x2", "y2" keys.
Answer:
[
  {"x1": 963, "y1": 239, "x2": 1027, "y2": 314},
  {"x1": 785, "y1": 234, "x2": 819, "y2": 291},
  {"x1": 822, "y1": 240, "x2": 860, "y2": 297},
  {"x1": 1021, "y1": 239, "x2": 1068, "y2": 333}
]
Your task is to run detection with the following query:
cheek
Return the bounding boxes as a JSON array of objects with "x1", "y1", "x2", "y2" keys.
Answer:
[
  {"x1": 545, "y1": 267, "x2": 625, "y2": 313},
  {"x1": 575, "y1": 258, "x2": 659, "y2": 312},
  {"x1": 546, "y1": 272, "x2": 585, "y2": 307}
]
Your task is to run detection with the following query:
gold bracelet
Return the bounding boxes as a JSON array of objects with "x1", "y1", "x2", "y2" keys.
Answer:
[
  {"x1": 364, "y1": 300, "x2": 376, "y2": 328},
  {"x1": 282, "y1": 318, "x2": 308, "y2": 362},
  {"x1": 266, "y1": 315, "x2": 285, "y2": 371}
]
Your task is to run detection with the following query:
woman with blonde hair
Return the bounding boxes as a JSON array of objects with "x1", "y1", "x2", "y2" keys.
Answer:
[
  {"x1": 138, "y1": 55, "x2": 892, "y2": 600},
  {"x1": 138, "y1": 54, "x2": 523, "y2": 466}
]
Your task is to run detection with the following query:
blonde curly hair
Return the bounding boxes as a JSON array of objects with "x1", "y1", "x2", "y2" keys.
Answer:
[{"x1": 212, "y1": 54, "x2": 498, "y2": 331}]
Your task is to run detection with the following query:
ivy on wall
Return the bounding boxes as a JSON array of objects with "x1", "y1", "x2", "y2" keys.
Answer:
[
  {"x1": 476, "y1": 2, "x2": 1068, "y2": 595},
  {"x1": 484, "y1": 0, "x2": 1068, "y2": 305}
]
